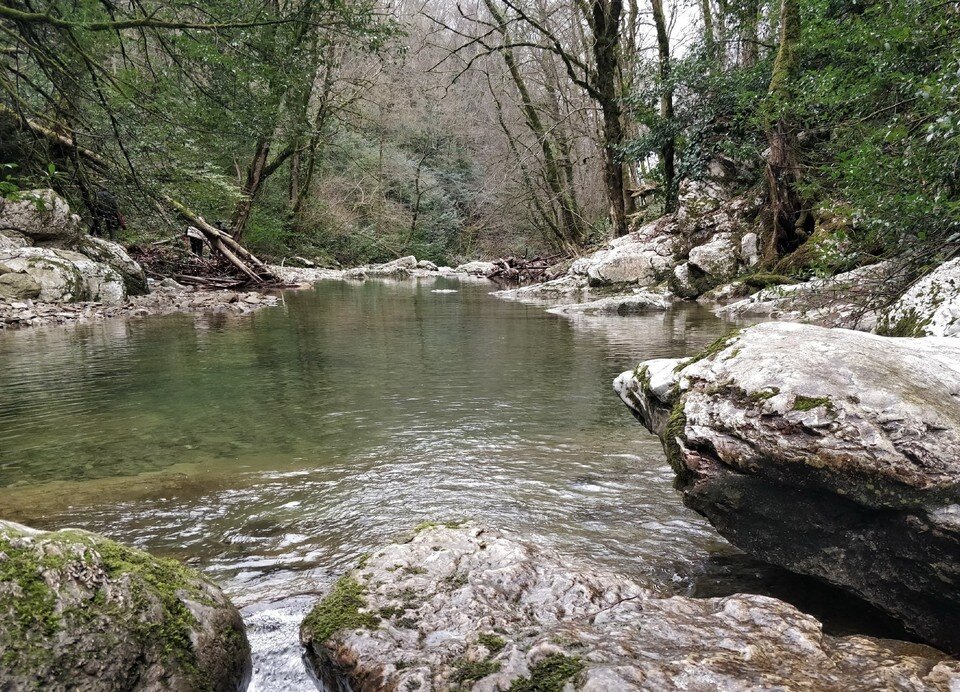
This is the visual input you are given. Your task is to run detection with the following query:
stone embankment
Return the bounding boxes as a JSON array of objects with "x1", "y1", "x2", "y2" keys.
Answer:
[
  {"x1": 615, "y1": 322, "x2": 960, "y2": 653},
  {"x1": 300, "y1": 523, "x2": 960, "y2": 690}
]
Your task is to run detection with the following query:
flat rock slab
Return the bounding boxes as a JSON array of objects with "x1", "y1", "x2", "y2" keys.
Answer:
[
  {"x1": 615, "y1": 322, "x2": 960, "y2": 652},
  {"x1": 300, "y1": 524, "x2": 959, "y2": 691}
]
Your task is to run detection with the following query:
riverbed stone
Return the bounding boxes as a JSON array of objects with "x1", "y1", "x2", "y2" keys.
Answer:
[
  {"x1": 300, "y1": 523, "x2": 960, "y2": 691},
  {"x1": 0, "y1": 520, "x2": 251, "y2": 691},
  {"x1": 614, "y1": 322, "x2": 960, "y2": 653},
  {"x1": 545, "y1": 290, "x2": 672, "y2": 316},
  {"x1": 456, "y1": 260, "x2": 499, "y2": 277}
]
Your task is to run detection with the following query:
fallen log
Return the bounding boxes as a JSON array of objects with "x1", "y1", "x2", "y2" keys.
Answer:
[{"x1": 2, "y1": 105, "x2": 278, "y2": 285}]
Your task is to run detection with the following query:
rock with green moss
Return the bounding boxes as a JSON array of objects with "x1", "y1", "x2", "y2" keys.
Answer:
[
  {"x1": 615, "y1": 322, "x2": 960, "y2": 653},
  {"x1": 299, "y1": 524, "x2": 959, "y2": 690},
  {"x1": 877, "y1": 258, "x2": 960, "y2": 337},
  {"x1": 0, "y1": 520, "x2": 250, "y2": 691}
]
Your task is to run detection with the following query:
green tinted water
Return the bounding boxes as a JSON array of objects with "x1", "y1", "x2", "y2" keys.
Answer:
[{"x1": 0, "y1": 277, "x2": 902, "y2": 689}]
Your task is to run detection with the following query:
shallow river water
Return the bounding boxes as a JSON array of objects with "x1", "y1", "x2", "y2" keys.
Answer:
[{"x1": 0, "y1": 276, "x2": 907, "y2": 689}]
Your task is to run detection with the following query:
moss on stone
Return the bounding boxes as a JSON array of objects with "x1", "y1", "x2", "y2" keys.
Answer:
[
  {"x1": 792, "y1": 395, "x2": 835, "y2": 413},
  {"x1": 509, "y1": 654, "x2": 585, "y2": 692},
  {"x1": 301, "y1": 575, "x2": 380, "y2": 643},
  {"x1": 0, "y1": 526, "x2": 224, "y2": 689},
  {"x1": 451, "y1": 658, "x2": 501, "y2": 685},
  {"x1": 742, "y1": 272, "x2": 798, "y2": 289},
  {"x1": 674, "y1": 328, "x2": 743, "y2": 372},
  {"x1": 478, "y1": 633, "x2": 506, "y2": 653},
  {"x1": 662, "y1": 399, "x2": 689, "y2": 473},
  {"x1": 876, "y1": 307, "x2": 931, "y2": 337}
]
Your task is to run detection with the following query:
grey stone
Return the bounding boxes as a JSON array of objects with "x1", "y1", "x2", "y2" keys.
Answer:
[
  {"x1": 301, "y1": 524, "x2": 960, "y2": 691},
  {"x1": 615, "y1": 322, "x2": 960, "y2": 652}
]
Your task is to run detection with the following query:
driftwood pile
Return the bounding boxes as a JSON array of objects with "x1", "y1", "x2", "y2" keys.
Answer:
[{"x1": 487, "y1": 256, "x2": 560, "y2": 285}]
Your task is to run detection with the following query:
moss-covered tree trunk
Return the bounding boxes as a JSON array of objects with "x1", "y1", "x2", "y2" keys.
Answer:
[
  {"x1": 763, "y1": 0, "x2": 808, "y2": 262},
  {"x1": 651, "y1": 0, "x2": 677, "y2": 212}
]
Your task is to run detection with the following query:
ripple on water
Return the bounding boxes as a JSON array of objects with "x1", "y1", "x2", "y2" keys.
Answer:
[{"x1": 0, "y1": 278, "x2": 793, "y2": 690}]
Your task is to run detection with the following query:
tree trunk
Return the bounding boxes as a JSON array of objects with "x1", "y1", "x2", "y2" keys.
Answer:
[
  {"x1": 763, "y1": 0, "x2": 806, "y2": 262},
  {"x1": 591, "y1": 0, "x2": 628, "y2": 237},
  {"x1": 650, "y1": 0, "x2": 676, "y2": 212},
  {"x1": 231, "y1": 138, "x2": 271, "y2": 241}
]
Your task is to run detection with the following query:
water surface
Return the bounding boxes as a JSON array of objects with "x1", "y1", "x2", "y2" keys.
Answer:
[{"x1": 0, "y1": 277, "x2": 906, "y2": 689}]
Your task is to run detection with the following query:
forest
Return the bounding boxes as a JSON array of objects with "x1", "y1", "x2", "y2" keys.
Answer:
[{"x1": 1, "y1": 0, "x2": 955, "y2": 276}]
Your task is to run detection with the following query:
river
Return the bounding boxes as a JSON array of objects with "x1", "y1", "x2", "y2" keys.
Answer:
[{"x1": 0, "y1": 276, "x2": 906, "y2": 689}]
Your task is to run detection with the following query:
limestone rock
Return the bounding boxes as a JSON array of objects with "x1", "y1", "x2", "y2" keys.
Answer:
[
  {"x1": 494, "y1": 275, "x2": 589, "y2": 305},
  {"x1": 300, "y1": 524, "x2": 959, "y2": 691},
  {"x1": 878, "y1": 258, "x2": 960, "y2": 337},
  {"x1": 0, "y1": 229, "x2": 32, "y2": 250},
  {"x1": 717, "y1": 263, "x2": 891, "y2": 330},
  {"x1": 0, "y1": 246, "x2": 126, "y2": 304},
  {"x1": 75, "y1": 235, "x2": 148, "y2": 296},
  {"x1": 571, "y1": 220, "x2": 679, "y2": 287},
  {"x1": 545, "y1": 290, "x2": 672, "y2": 316},
  {"x1": 0, "y1": 189, "x2": 82, "y2": 242},
  {"x1": 417, "y1": 259, "x2": 439, "y2": 271},
  {"x1": 615, "y1": 323, "x2": 960, "y2": 652},
  {"x1": 0, "y1": 272, "x2": 41, "y2": 300},
  {"x1": 455, "y1": 260, "x2": 498, "y2": 277},
  {"x1": 0, "y1": 520, "x2": 250, "y2": 691},
  {"x1": 687, "y1": 232, "x2": 739, "y2": 280}
]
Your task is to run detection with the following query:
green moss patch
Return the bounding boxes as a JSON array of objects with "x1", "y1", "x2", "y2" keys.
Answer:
[
  {"x1": 301, "y1": 576, "x2": 380, "y2": 643},
  {"x1": 509, "y1": 654, "x2": 585, "y2": 692},
  {"x1": 675, "y1": 328, "x2": 743, "y2": 372},
  {"x1": 478, "y1": 633, "x2": 506, "y2": 654},
  {"x1": 451, "y1": 658, "x2": 501, "y2": 685},
  {"x1": 792, "y1": 395, "x2": 836, "y2": 413}
]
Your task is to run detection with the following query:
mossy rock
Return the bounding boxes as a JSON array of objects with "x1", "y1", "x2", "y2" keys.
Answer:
[{"x1": 0, "y1": 521, "x2": 250, "y2": 691}]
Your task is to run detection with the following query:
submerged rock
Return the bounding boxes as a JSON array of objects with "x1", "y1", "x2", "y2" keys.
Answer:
[
  {"x1": 0, "y1": 520, "x2": 251, "y2": 691},
  {"x1": 615, "y1": 323, "x2": 960, "y2": 652},
  {"x1": 300, "y1": 524, "x2": 959, "y2": 691}
]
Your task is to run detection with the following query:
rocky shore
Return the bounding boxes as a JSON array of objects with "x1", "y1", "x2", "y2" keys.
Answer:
[{"x1": 615, "y1": 322, "x2": 960, "y2": 654}]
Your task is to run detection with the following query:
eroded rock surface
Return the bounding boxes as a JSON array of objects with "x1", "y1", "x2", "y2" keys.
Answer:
[
  {"x1": 300, "y1": 524, "x2": 959, "y2": 691},
  {"x1": 0, "y1": 520, "x2": 251, "y2": 691},
  {"x1": 878, "y1": 258, "x2": 960, "y2": 337},
  {"x1": 615, "y1": 323, "x2": 960, "y2": 652}
]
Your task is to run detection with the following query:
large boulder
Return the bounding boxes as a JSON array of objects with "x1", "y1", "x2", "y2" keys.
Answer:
[
  {"x1": 0, "y1": 189, "x2": 82, "y2": 243},
  {"x1": 0, "y1": 246, "x2": 126, "y2": 304},
  {"x1": 614, "y1": 323, "x2": 960, "y2": 652},
  {"x1": 455, "y1": 260, "x2": 499, "y2": 278},
  {"x1": 878, "y1": 258, "x2": 960, "y2": 337},
  {"x1": 0, "y1": 271, "x2": 41, "y2": 300},
  {"x1": 571, "y1": 220, "x2": 679, "y2": 287},
  {"x1": 300, "y1": 524, "x2": 959, "y2": 690},
  {"x1": 0, "y1": 521, "x2": 250, "y2": 691},
  {"x1": 75, "y1": 235, "x2": 149, "y2": 296}
]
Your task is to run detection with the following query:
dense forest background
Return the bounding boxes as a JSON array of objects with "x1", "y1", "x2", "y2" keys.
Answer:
[{"x1": 0, "y1": 0, "x2": 957, "y2": 274}]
